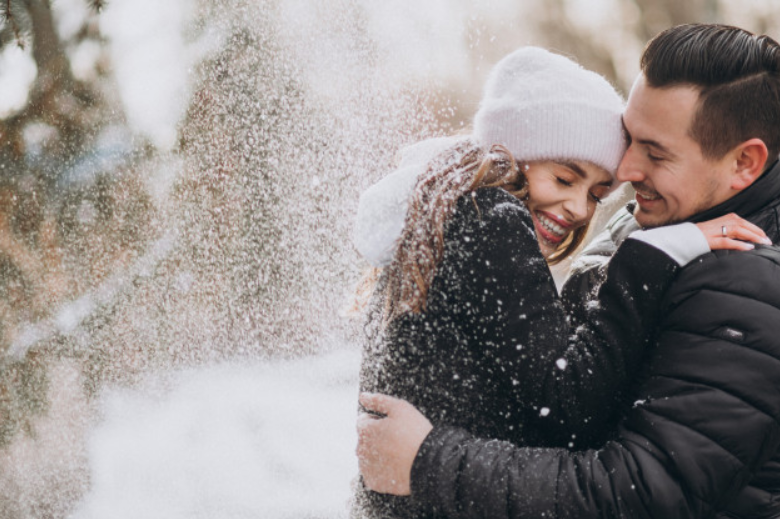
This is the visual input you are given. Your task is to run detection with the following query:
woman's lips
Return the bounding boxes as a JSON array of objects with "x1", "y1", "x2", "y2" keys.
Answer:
[{"x1": 533, "y1": 211, "x2": 570, "y2": 245}]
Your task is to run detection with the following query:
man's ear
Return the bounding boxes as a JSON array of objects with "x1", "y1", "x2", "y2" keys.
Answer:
[{"x1": 731, "y1": 138, "x2": 769, "y2": 191}]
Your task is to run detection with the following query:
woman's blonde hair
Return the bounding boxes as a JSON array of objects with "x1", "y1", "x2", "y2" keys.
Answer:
[
  {"x1": 383, "y1": 138, "x2": 523, "y2": 322},
  {"x1": 364, "y1": 138, "x2": 593, "y2": 323}
]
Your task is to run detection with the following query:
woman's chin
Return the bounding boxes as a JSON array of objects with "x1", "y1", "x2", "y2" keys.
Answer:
[
  {"x1": 537, "y1": 240, "x2": 555, "y2": 259},
  {"x1": 537, "y1": 232, "x2": 567, "y2": 259}
]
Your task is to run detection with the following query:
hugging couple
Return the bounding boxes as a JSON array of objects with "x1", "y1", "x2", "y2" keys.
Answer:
[{"x1": 352, "y1": 23, "x2": 780, "y2": 519}]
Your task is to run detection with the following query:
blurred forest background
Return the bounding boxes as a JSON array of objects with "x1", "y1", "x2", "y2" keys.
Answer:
[{"x1": 0, "y1": 0, "x2": 778, "y2": 516}]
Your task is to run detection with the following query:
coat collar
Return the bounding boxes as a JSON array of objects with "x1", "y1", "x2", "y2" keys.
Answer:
[{"x1": 688, "y1": 159, "x2": 780, "y2": 224}]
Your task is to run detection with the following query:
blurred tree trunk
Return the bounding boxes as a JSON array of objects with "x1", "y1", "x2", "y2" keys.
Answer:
[{"x1": 0, "y1": 1, "x2": 150, "y2": 448}]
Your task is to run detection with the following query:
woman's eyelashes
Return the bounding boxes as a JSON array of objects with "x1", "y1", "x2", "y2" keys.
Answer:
[{"x1": 556, "y1": 177, "x2": 603, "y2": 204}]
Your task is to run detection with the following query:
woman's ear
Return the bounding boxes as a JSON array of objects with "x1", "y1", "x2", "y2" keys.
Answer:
[{"x1": 731, "y1": 138, "x2": 769, "y2": 191}]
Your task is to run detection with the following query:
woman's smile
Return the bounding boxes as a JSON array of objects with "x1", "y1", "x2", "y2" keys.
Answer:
[{"x1": 532, "y1": 211, "x2": 571, "y2": 245}]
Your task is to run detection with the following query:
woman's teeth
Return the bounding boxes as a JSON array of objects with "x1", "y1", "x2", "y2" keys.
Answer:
[{"x1": 537, "y1": 213, "x2": 566, "y2": 237}]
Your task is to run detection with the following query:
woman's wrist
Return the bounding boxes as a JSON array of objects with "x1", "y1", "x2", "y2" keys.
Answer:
[{"x1": 627, "y1": 222, "x2": 710, "y2": 266}]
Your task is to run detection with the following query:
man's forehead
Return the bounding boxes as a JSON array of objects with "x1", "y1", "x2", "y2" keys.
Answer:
[
  {"x1": 624, "y1": 75, "x2": 699, "y2": 142},
  {"x1": 627, "y1": 75, "x2": 700, "y2": 112},
  {"x1": 628, "y1": 73, "x2": 644, "y2": 95}
]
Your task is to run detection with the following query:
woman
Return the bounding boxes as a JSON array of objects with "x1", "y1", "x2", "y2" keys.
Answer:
[{"x1": 351, "y1": 47, "x2": 765, "y2": 519}]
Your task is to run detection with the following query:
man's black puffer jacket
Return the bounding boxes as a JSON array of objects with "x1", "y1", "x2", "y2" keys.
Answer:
[{"x1": 409, "y1": 161, "x2": 780, "y2": 519}]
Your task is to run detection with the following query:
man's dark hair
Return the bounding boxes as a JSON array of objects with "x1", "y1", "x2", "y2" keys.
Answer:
[{"x1": 641, "y1": 24, "x2": 780, "y2": 161}]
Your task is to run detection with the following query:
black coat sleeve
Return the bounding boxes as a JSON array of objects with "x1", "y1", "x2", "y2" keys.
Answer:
[
  {"x1": 454, "y1": 189, "x2": 681, "y2": 447},
  {"x1": 410, "y1": 248, "x2": 780, "y2": 519}
]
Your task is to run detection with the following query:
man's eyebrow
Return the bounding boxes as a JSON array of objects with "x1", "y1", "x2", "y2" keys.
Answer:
[
  {"x1": 559, "y1": 161, "x2": 613, "y2": 187},
  {"x1": 638, "y1": 138, "x2": 674, "y2": 157},
  {"x1": 621, "y1": 117, "x2": 675, "y2": 157}
]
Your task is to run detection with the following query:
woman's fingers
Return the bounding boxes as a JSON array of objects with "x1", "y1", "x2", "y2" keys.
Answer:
[
  {"x1": 696, "y1": 213, "x2": 772, "y2": 251},
  {"x1": 713, "y1": 236, "x2": 757, "y2": 251},
  {"x1": 727, "y1": 224, "x2": 771, "y2": 246},
  {"x1": 721, "y1": 214, "x2": 770, "y2": 242}
]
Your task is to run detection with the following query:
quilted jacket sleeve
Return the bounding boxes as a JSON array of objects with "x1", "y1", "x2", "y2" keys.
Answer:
[
  {"x1": 444, "y1": 188, "x2": 688, "y2": 447},
  {"x1": 523, "y1": 237, "x2": 682, "y2": 445},
  {"x1": 410, "y1": 247, "x2": 780, "y2": 519}
]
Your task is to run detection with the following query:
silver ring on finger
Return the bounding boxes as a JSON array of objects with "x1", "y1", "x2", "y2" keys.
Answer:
[{"x1": 722, "y1": 225, "x2": 727, "y2": 237}]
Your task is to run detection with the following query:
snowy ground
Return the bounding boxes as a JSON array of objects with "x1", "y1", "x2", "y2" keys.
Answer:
[{"x1": 70, "y1": 348, "x2": 361, "y2": 519}]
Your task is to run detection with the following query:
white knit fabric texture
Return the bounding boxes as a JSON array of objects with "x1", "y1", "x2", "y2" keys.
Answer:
[{"x1": 474, "y1": 47, "x2": 625, "y2": 176}]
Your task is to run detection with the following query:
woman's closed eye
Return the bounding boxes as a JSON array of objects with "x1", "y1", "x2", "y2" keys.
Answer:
[{"x1": 556, "y1": 177, "x2": 574, "y2": 187}]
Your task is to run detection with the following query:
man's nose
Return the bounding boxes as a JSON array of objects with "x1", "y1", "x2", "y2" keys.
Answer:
[{"x1": 616, "y1": 147, "x2": 645, "y2": 183}]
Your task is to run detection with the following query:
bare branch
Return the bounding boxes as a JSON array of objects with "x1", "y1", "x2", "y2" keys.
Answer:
[
  {"x1": 2, "y1": 0, "x2": 28, "y2": 49},
  {"x1": 87, "y1": 0, "x2": 106, "y2": 12}
]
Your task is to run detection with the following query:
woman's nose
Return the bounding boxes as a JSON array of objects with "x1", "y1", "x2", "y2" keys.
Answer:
[{"x1": 563, "y1": 192, "x2": 590, "y2": 224}]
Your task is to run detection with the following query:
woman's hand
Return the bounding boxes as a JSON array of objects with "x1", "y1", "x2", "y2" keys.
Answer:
[
  {"x1": 695, "y1": 213, "x2": 772, "y2": 251},
  {"x1": 356, "y1": 393, "x2": 433, "y2": 496}
]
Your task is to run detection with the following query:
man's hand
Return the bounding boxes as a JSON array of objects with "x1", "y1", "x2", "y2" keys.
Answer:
[{"x1": 356, "y1": 393, "x2": 433, "y2": 496}]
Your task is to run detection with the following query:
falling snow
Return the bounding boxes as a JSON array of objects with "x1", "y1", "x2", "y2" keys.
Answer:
[{"x1": 2, "y1": 1, "x2": 778, "y2": 518}]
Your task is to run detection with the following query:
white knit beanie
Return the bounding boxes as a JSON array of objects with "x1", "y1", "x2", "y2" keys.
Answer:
[{"x1": 474, "y1": 46, "x2": 625, "y2": 176}]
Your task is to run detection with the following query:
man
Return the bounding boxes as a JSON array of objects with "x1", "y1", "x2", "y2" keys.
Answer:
[{"x1": 357, "y1": 24, "x2": 780, "y2": 518}]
